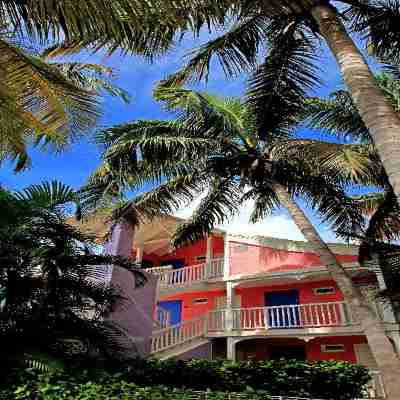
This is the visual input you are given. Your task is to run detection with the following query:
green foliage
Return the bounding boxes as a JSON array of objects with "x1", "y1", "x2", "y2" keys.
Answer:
[
  {"x1": 85, "y1": 86, "x2": 366, "y2": 248},
  {"x1": 1, "y1": 359, "x2": 370, "y2": 400},
  {"x1": 0, "y1": 181, "x2": 145, "y2": 370}
]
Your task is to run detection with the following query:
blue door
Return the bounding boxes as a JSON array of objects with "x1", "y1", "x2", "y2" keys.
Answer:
[
  {"x1": 265, "y1": 290, "x2": 299, "y2": 328},
  {"x1": 161, "y1": 259, "x2": 185, "y2": 283},
  {"x1": 161, "y1": 259, "x2": 185, "y2": 269},
  {"x1": 158, "y1": 300, "x2": 182, "y2": 325}
]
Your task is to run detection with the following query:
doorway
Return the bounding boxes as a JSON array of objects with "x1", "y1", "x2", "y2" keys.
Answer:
[
  {"x1": 157, "y1": 300, "x2": 182, "y2": 325},
  {"x1": 161, "y1": 259, "x2": 185, "y2": 269},
  {"x1": 265, "y1": 290, "x2": 300, "y2": 328},
  {"x1": 269, "y1": 345, "x2": 306, "y2": 360}
]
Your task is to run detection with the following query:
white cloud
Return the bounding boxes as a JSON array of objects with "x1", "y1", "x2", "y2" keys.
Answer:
[
  {"x1": 174, "y1": 197, "x2": 306, "y2": 241},
  {"x1": 174, "y1": 197, "x2": 341, "y2": 243}
]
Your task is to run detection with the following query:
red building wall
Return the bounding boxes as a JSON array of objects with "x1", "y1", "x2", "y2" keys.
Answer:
[
  {"x1": 229, "y1": 241, "x2": 358, "y2": 276},
  {"x1": 238, "y1": 280, "x2": 344, "y2": 308},
  {"x1": 161, "y1": 290, "x2": 225, "y2": 321},
  {"x1": 306, "y1": 335, "x2": 367, "y2": 363}
]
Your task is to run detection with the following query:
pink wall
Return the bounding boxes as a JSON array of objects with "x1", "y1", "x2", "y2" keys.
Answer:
[
  {"x1": 229, "y1": 241, "x2": 358, "y2": 276},
  {"x1": 238, "y1": 280, "x2": 344, "y2": 308},
  {"x1": 162, "y1": 290, "x2": 225, "y2": 321},
  {"x1": 104, "y1": 222, "x2": 158, "y2": 358}
]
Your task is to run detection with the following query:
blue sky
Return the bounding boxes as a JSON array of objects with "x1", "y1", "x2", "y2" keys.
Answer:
[{"x1": 0, "y1": 32, "x2": 366, "y2": 243}]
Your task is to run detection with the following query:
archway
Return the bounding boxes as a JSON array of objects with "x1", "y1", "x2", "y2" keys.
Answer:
[{"x1": 236, "y1": 338, "x2": 306, "y2": 361}]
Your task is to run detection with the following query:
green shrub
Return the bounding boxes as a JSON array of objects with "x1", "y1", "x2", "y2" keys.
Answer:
[
  {"x1": 117, "y1": 358, "x2": 370, "y2": 399},
  {"x1": 0, "y1": 359, "x2": 370, "y2": 400}
]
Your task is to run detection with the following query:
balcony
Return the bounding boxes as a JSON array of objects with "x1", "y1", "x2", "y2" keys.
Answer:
[
  {"x1": 146, "y1": 258, "x2": 224, "y2": 290},
  {"x1": 151, "y1": 301, "x2": 354, "y2": 355},
  {"x1": 207, "y1": 302, "x2": 353, "y2": 334}
]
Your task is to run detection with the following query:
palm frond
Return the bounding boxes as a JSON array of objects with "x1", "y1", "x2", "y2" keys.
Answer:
[
  {"x1": 159, "y1": 14, "x2": 270, "y2": 87},
  {"x1": 0, "y1": 38, "x2": 101, "y2": 136},
  {"x1": 113, "y1": 172, "x2": 209, "y2": 222},
  {"x1": 274, "y1": 161, "x2": 365, "y2": 236},
  {"x1": 363, "y1": 190, "x2": 400, "y2": 241},
  {"x1": 352, "y1": 191, "x2": 387, "y2": 217},
  {"x1": 304, "y1": 91, "x2": 371, "y2": 143},
  {"x1": 172, "y1": 178, "x2": 241, "y2": 247},
  {"x1": 51, "y1": 62, "x2": 131, "y2": 103},
  {"x1": 347, "y1": 0, "x2": 400, "y2": 64},
  {"x1": 272, "y1": 139, "x2": 382, "y2": 187},
  {"x1": 242, "y1": 187, "x2": 281, "y2": 223},
  {"x1": 155, "y1": 86, "x2": 252, "y2": 143},
  {"x1": 246, "y1": 31, "x2": 320, "y2": 141},
  {"x1": 13, "y1": 181, "x2": 79, "y2": 212}
]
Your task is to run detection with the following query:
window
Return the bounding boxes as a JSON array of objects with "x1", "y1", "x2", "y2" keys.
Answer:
[
  {"x1": 193, "y1": 298, "x2": 208, "y2": 305},
  {"x1": 321, "y1": 344, "x2": 345, "y2": 353},
  {"x1": 196, "y1": 256, "x2": 207, "y2": 262},
  {"x1": 314, "y1": 287, "x2": 335, "y2": 295}
]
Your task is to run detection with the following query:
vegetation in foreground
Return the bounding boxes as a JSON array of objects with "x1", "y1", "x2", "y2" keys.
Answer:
[
  {"x1": 0, "y1": 181, "x2": 144, "y2": 370},
  {"x1": 1, "y1": 359, "x2": 370, "y2": 400}
]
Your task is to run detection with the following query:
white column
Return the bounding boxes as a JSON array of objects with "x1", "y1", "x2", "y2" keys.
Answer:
[
  {"x1": 223, "y1": 233, "x2": 230, "y2": 280},
  {"x1": 227, "y1": 337, "x2": 237, "y2": 361},
  {"x1": 136, "y1": 243, "x2": 144, "y2": 264},
  {"x1": 226, "y1": 281, "x2": 234, "y2": 331},
  {"x1": 206, "y1": 235, "x2": 213, "y2": 263},
  {"x1": 205, "y1": 235, "x2": 213, "y2": 278},
  {"x1": 388, "y1": 331, "x2": 400, "y2": 354}
]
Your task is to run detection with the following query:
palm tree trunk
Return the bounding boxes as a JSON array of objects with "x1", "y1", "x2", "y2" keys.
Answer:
[
  {"x1": 310, "y1": 3, "x2": 400, "y2": 206},
  {"x1": 273, "y1": 183, "x2": 400, "y2": 400}
]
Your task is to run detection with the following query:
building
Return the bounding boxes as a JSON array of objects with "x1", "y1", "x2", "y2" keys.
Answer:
[{"x1": 79, "y1": 213, "x2": 398, "y2": 398}]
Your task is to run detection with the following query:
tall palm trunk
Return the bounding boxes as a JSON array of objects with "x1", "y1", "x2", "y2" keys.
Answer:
[
  {"x1": 310, "y1": 3, "x2": 400, "y2": 205},
  {"x1": 273, "y1": 184, "x2": 400, "y2": 400}
]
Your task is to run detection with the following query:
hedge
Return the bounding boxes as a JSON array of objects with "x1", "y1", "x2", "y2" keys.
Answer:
[
  {"x1": 0, "y1": 359, "x2": 370, "y2": 400},
  {"x1": 115, "y1": 358, "x2": 370, "y2": 397}
]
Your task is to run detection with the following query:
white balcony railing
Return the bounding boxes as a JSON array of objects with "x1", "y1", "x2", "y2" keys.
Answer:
[
  {"x1": 150, "y1": 316, "x2": 206, "y2": 354},
  {"x1": 145, "y1": 265, "x2": 173, "y2": 274},
  {"x1": 156, "y1": 306, "x2": 171, "y2": 329},
  {"x1": 151, "y1": 302, "x2": 353, "y2": 354},
  {"x1": 208, "y1": 302, "x2": 352, "y2": 332},
  {"x1": 146, "y1": 258, "x2": 224, "y2": 288}
]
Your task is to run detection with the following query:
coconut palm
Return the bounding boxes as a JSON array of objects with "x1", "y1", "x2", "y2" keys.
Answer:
[
  {"x1": 82, "y1": 38, "x2": 400, "y2": 393},
  {"x1": 0, "y1": 181, "x2": 145, "y2": 370},
  {"x1": 4, "y1": 1, "x2": 400, "y2": 203},
  {"x1": 0, "y1": 28, "x2": 131, "y2": 172},
  {"x1": 304, "y1": 69, "x2": 400, "y2": 241},
  {"x1": 74, "y1": 0, "x2": 400, "y2": 207}
]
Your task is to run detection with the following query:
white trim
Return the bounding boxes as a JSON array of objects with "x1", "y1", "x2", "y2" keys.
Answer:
[
  {"x1": 227, "y1": 234, "x2": 359, "y2": 255},
  {"x1": 193, "y1": 298, "x2": 209, "y2": 304},
  {"x1": 321, "y1": 344, "x2": 345, "y2": 353},
  {"x1": 314, "y1": 287, "x2": 336, "y2": 295},
  {"x1": 228, "y1": 262, "x2": 364, "y2": 283},
  {"x1": 223, "y1": 233, "x2": 231, "y2": 280}
]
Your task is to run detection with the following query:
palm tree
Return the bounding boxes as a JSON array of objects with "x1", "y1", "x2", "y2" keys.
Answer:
[
  {"x1": 0, "y1": 181, "x2": 145, "y2": 370},
  {"x1": 74, "y1": 0, "x2": 400, "y2": 206},
  {"x1": 82, "y1": 45, "x2": 400, "y2": 394},
  {"x1": 5, "y1": 1, "x2": 400, "y2": 203},
  {"x1": 304, "y1": 69, "x2": 400, "y2": 239},
  {"x1": 0, "y1": 29, "x2": 131, "y2": 171}
]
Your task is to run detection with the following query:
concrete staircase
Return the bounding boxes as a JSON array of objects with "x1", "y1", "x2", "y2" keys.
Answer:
[
  {"x1": 150, "y1": 316, "x2": 209, "y2": 359},
  {"x1": 152, "y1": 337, "x2": 210, "y2": 360}
]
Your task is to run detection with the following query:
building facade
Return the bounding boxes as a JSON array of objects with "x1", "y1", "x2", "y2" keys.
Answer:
[{"x1": 99, "y1": 215, "x2": 399, "y2": 398}]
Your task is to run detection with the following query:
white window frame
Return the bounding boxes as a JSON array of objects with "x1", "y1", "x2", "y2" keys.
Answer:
[
  {"x1": 314, "y1": 287, "x2": 336, "y2": 295},
  {"x1": 193, "y1": 298, "x2": 209, "y2": 305},
  {"x1": 321, "y1": 344, "x2": 345, "y2": 353}
]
